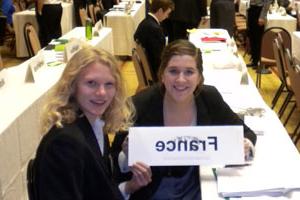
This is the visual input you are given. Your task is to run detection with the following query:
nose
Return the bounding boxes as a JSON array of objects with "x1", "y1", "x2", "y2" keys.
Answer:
[
  {"x1": 95, "y1": 85, "x2": 106, "y2": 96},
  {"x1": 176, "y1": 72, "x2": 186, "y2": 82}
]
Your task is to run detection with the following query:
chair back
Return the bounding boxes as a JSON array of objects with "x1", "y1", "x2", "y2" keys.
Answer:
[
  {"x1": 23, "y1": 23, "x2": 41, "y2": 57},
  {"x1": 273, "y1": 38, "x2": 287, "y2": 84},
  {"x1": 27, "y1": 159, "x2": 38, "y2": 200},
  {"x1": 132, "y1": 48, "x2": 148, "y2": 92},
  {"x1": 260, "y1": 27, "x2": 290, "y2": 65},
  {"x1": 134, "y1": 41, "x2": 155, "y2": 85},
  {"x1": 285, "y1": 49, "x2": 300, "y2": 110}
]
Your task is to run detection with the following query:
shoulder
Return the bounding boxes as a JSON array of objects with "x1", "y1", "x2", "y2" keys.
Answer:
[
  {"x1": 132, "y1": 85, "x2": 162, "y2": 107},
  {"x1": 198, "y1": 85, "x2": 221, "y2": 99},
  {"x1": 37, "y1": 122, "x2": 87, "y2": 157}
]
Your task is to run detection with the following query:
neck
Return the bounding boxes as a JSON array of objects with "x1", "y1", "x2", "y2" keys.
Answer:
[{"x1": 163, "y1": 94, "x2": 196, "y2": 126}]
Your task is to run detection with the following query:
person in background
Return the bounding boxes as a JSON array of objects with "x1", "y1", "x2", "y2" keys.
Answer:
[
  {"x1": 210, "y1": 0, "x2": 235, "y2": 37},
  {"x1": 246, "y1": 0, "x2": 272, "y2": 67},
  {"x1": 112, "y1": 39, "x2": 257, "y2": 199},
  {"x1": 168, "y1": 0, "x2": 207, "y2": 41},
  {"x1": 32, "y1": 47, "x2": 151, "y2": 199},
  {"x1": 134, "y1": 0, "x2": 174, "y2": 81},
  {"x1": 36, "y1": 0, "x2": 62, "y2": 47},
  {"x1": 1, "y1": 0, "x2": 14, "y2": 25}
]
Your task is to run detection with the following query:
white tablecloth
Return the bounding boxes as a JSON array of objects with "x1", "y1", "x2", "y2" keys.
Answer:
[
  {"x1": 13, "y1": 2, "x2": 75, "y2": 58},
  {"x1": 266, "y1": 13, "x2": 297, "y2": 35},
  {"x1": 239, "y1": 0, "x2": 249, "y2": 16},
  {"x1": 189, "y1": 28, "x2": 300, "y2": 200},
  {"x1": 292, "y1": 31, "x2": 300, "y2": 61},
  {"x1": 104, "y1": 1, "x2": 145, "y2": 56}
]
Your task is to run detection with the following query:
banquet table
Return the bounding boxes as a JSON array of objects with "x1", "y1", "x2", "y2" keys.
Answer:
[
  {"x1": 239, "y1": 0, "x2": 249, "y2": 16},
  {"x1": 0, "y1": 26, "x2": 113, "y2": 199},
  {"x1": 189, "y1": 28, "x2": 300, "y2": 199},
  {"x1": 266, "y1": 12, "x2": 297, "y2": 35},
  {"x1": 104, "y1": 0, "x2": 145, "y2": 56},
  {"x1": 237, "y1": 2, "x2": 297, "y2": 35},
  {"x1": 292, "y1": 31, "x2": 300, "y2": 62},
  {"x1": 13, "y1": 2, "x2": 75, "y2": 58}
]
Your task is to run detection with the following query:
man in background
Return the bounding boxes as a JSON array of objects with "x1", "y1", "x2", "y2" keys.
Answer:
[
  {"x1": 247, "y1": 0, "x2": 272, "y2": 67},
  {"x1": 134, "y1": 0, "x2": 174, "y2": 81}
]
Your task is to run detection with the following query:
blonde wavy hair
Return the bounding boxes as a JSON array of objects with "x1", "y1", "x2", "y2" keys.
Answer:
[{"x1": 41, "y1": 47, "x2": 134, "y2": 134}]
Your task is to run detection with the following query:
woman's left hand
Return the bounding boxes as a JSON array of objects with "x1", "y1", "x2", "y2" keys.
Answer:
[{"x1": 244, "y1": 138, "x2": 255, "y2": 161}]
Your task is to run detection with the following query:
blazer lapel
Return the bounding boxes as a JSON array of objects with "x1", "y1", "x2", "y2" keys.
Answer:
[{"x1": 76, "y1": 116, "x2": 111, "y2": 175}]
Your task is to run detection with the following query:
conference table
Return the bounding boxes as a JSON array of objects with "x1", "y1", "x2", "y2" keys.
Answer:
[
  {"x1": 292, "y1": 31, "x2": 300, "y2": 62},
  {"x1": 238, "y1": 1, "x2": 297, "y2": 35},
  {"x1": 0, "y1": 26, "x2": 113, "y2": 199},
  {"x1": 189, "y1": 29, "x2": 300, "y2": 199},
  {"x1": 104, "y1": 0, "x2": 145, "y2": 56},
  {"x1": 12, "y1": 2, "x2": 75, "y2": 58}
]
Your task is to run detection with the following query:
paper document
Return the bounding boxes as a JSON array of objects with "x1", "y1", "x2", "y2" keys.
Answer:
[{"x1": 216, "y1": 166, "x2": 300, "y2": 198}]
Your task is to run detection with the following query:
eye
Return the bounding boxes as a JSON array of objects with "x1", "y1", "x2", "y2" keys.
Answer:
[
  {"x1": 167, "y1": 68, "x2": 179, "y2": 75},
  {"x1": 105, "y1": 81, "x2": 115, "y2": 89},
  {"x1": 184, "y1": 69, "x2": 196, "y2": 76},
  {"x1": 86, "y1": 80, "x2": 98, "y2": 87}
]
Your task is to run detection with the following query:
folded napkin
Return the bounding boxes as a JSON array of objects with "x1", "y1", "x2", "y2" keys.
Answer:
[{"x1": 201, "y1": 37, "x2": 226, "y2": 43}]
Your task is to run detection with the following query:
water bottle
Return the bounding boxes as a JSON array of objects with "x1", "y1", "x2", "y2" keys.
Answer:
[{"x1": 85, "y1": 18, "x2": 93, "y2": 40}]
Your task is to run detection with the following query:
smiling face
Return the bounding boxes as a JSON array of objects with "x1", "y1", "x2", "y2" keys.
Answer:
[
  {"x1": 74, "y1": 62, "x2": 116, "y2": 122},
  {"x1": 162, "y1": 55, "x2": 202, "y2": 103}
]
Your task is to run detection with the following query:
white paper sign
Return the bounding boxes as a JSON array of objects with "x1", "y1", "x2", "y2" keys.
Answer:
[
  {"x1": 64, "y1": 40, "x2": 81, "y2": 62},
  {"x1": 25, "y1": 53, "x2": 45, "y2": 83},
  {"x1": 129, "y1": 126, "x2": 244, "y2": 166}
]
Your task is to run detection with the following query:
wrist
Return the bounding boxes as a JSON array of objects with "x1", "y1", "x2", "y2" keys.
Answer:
[{"x1": 125, "y1": 180, "x2": 138, "y2": 194}]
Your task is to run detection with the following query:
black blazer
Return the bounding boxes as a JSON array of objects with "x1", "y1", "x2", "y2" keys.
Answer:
[
  {"x1": 171, "y1": 0, "x2": 207, "y2": 26},
  {"x1": 34, "y1": 116, "x2": 123, "y2": 200},
  {"x1": 134, "y1": 14, "x2": 165, "y2": 81},
  {"x1": 112, "y1": 84, "x2": 256, "y2": 199}
]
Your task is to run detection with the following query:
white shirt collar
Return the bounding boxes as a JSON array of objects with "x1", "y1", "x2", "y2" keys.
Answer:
[{"x1": 148, "y1": 12, "x2": 160, "y2": 25}]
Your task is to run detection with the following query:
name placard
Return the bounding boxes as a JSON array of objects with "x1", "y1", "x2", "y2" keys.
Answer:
[
  {"x1": 129, "y1": 126, "x2": 244, "y2": 166},
  {"x1": 64, "y1": 40, "x2": 81, "y2": 62},
  {"x1": 25, "y1": 53, "x2": 45, "y2": 83}
]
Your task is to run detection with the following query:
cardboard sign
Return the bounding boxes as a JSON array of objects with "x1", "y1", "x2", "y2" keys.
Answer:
[
  {"x1": 25, "y1": 53, "x2": 45, "y2": 83},
  {"x1": 64, "y1": 40, "x2": 81, "y2": 62},
  {"x1": 129, "y1": 126, "x2": 244, "y2": 166}
]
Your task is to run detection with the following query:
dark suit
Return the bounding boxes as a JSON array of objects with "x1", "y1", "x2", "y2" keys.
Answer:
[
  {"x1": 34, "y1": 115, "x2": 123, "y2": 200},
  {"x1": 170, "y1": 0, "x2": 207, "y2": 41},
  {"x1": 210, "y1": 0, "x2": 235, "y2": 37},
  {"x1": 134, "y1": 14, "x2": 165, "y2": 81},
  {"x1": 112, "y1": 84, "x2": 257, "y2": 199}
]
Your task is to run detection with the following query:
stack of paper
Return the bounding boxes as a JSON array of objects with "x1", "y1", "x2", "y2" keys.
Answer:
[{"x1": 216, "y1": 165, "x2": 300, "y2": 198}]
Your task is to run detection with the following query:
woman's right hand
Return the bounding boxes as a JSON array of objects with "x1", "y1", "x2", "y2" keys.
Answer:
[{"x1": 125, "y1": 162, "x2": 152, "y2": 194}]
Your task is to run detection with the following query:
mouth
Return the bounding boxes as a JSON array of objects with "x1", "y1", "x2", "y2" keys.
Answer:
[
  {"x1": 173, "y1": 85, "x2": 188, "y2": 92},
  {"x1": 90, "y1": 99, "x2": 106, "y2": 106}
]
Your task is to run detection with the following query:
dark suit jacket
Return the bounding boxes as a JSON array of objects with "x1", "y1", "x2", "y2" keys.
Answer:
[
  {"x1": 34, "y1": 116, "x2": 123, "y2": 200},
  {"x1": 171, "y1": 0, "x2": 207, "y2": 26},
  {"x1": 134, "y1": 14, "x2": 165, "y2": 81},
  {"x1": 112, "y1": 84, "x2": 257, "y2": 199}
]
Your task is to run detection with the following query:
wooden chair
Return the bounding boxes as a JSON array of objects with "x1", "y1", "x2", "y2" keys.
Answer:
[
  {"x1": 132, "y1": 48, "x2": 148, "y2": 93},
  {"x1": 79, "y1": 8, "x2": 88, "y2": 26},
  {"x1": 256, "y1": 27, "x2": 290, "y2": 88},
  {"x1": 23, "y1": 23, "x2": 41, "y2": 57},
  {"x1": 134, "y1": 41, "x2": 155, "y2": 86},
  {"x1": 27, "y1": 159, "x2": 38, "y2": 200},
  {"x1": 284, "y1": 49, "x2": 300, "y2": 144}
]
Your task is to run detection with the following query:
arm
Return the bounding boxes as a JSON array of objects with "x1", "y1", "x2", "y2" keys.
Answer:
[{"x1": 36, "y1": 134, "x2": 85, "y2": 199}]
